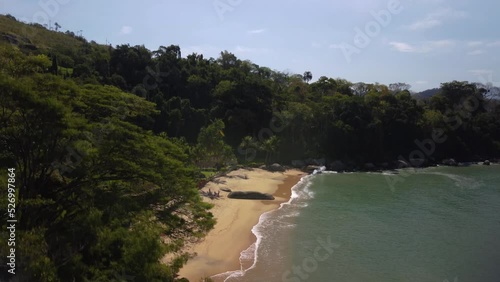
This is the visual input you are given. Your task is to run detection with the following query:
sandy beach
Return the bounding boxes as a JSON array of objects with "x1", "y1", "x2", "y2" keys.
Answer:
[{"x1": 176, "y1": 168, "x2": 305, "y2": 282}]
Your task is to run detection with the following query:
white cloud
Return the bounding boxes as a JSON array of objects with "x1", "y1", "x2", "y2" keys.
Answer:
[
  {"x1": 487, "y1": 40, "x2": 500, "y2": 47},
  {"x1": 405, "y1": 8, "x2": 467, "y2": 31},
  {"x1": 469, "y1": 69, "x2": 492, "y2": 77},
  {"x1": 431, "y1": 40, "x2": 455, "y2": 48},
  {"x1": 469, "y1": 70, "x2": 500, "y2": 86},
  {"x1": 415, "y1": 80, "x2": 428, "y2": 85},
  {"x1": 234, "y1": 45, "x2": 270, "y2": 54},
  {"x1": 467, "y1": 41, "x2": 483, "y2": 47},
  {"x1": 468, "y1": 50, "x2": 484, "y2": 56},
  {"x1": 248, "y1": 29, "x2": 266, "y2": 34},
  {"x1": 120, "y1": 26, "x2": 133, "y2": 35},
  {"x1": 389, "y1": 42, "x2": 417, "y2": 52},
  {"x1": 311, "y1": 41, "x2": 322, "y2": 48},
  {"x1": 389, "y1": 40, "x2": 455, "y2": 53},
  {"x1": 468, "y1": 70, "x2": 499, "y2": 85},
  {"x1": 408, "y1": 19, "x2": 441, "y2": 31}
]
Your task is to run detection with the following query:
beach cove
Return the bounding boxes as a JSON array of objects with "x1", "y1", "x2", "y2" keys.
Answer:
[{"x1": 176, "y1": 168, "x2": 305, "y2": 282}]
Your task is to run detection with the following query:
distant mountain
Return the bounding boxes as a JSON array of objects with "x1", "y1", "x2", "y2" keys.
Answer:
[{"x1": 413, "y1": 88, "x2": 440, "y2": 99}]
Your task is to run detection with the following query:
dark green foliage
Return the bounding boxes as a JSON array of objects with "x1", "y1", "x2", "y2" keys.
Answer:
[{"x1": 0, "y1": 44, "x2": 214, "y2": 282}]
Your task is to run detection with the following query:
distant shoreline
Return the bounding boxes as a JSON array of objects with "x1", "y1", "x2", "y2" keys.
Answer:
[{"x1": 308, "y1": 158, "x2": 499, "y2": 174}]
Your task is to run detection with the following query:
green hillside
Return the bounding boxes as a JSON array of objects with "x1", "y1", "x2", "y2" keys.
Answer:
[
  {"x1": 0, "y1": 14, "x2": 84, "y2": 52},
  {"x1": 0, "y1": 14, "x2": 110, "y2": 72}
]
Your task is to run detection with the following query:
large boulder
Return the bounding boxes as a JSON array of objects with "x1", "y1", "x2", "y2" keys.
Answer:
[
  {"x1": 483, "y1": 160, "x2": 491, "y2": 166},
  {"x1": 329, "y1": 160, "x2": 346, "y2": 171},
  {"x1": 304, "y1": 158, "x2": 326, "y2": 166},
  {"x1": 291, "y1": 160, "x2": 306, "y2": 168},
  {"x1": 227, "y1": 191, "x2": 275, "y2": 200},
  {"x1": 1, "y1": 32, "x2": 19, "y2": 45},
  {"x1": 396, "y1": 160, "x2": 410, "y2": 168},
  {"x1": 364, "y1": 163, "x2": 377, "y2": 170},
  {"x1": 305, "y1": 165, "x2": 321, "y2": 173},
  {"x1": 268, "y1": 163, "x2": 285, "y2": 172},
  {"x1": 312, "y1": 158, "x2": 326, "y2": 166},
  {"x1": 442, "y1": 158, "x2": 458, "y2": 166},
  {"x1": 409, "y1": 158, "x2": 426, "y2": 167}
]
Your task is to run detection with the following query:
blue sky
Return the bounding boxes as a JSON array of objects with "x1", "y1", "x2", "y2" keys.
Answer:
[{"x1": 2, "y1": 0, "x2": 500, "y2": 91}]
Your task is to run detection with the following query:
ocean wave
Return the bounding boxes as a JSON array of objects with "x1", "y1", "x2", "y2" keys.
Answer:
[
  {"x1": 279, "y1": 211, "x2": 301, "y2": 218},
  {"x1": 221, "y1": 173, "x2": 315, "y2": 281},
  {"x1": 421, "y1": 172, "x2": 483, "y2": 190},
  {"x1": 212, "y1": 270, "x2": 240, "y2": 281}
]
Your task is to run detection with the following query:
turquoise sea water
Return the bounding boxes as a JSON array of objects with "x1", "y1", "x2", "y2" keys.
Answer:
[{"x1": 216, "y1": 165, "x2": 500, "y2": 282}]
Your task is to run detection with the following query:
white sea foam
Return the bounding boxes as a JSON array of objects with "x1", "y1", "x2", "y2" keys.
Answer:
[
  {"x1": 312, "y1": 166, "x2": 326, "y2": 175},
  {"x1": 423, "y1": 172, "x2": 483, "y2": 190},
  {"x1": 221, "y1": 173, "x2": 320, "y2": 281}
]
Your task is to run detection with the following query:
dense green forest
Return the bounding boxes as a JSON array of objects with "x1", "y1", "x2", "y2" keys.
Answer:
[{"x1": 1, "y1": 14, "x2": 499, "y2": 281}]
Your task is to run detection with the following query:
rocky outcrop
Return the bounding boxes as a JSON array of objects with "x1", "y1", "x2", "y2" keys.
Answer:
[
  {"x1": 396, "y1": 160, "x2": 410, "y2": 168},
  {"x1": 305, "y1": 158, "x2": 326, "y2": 166},
  {"x1": 291, "y1": 160, "x2": 306, "y2": 168},
  {"x1": 268, "y1": 163, "x2": 285, "y2": 172},
  {"x1": 305, "y1": 165, "x2": 321, "y2": 173},
  {"x1": 409, "y1": 158, "x2": 426, "y2": 167},
  {"x1": 227, "y1": 191, "x2": 275, "y2": 200},
  {"x1": 442, "y1": 158, "x2": 458, "y2": 166},
  {"x1": 364, "y1": 163, "x2": 376, "y2": 170},
  {"x1": 329, "y1": 160, "x2": 346, "y2": 171}
]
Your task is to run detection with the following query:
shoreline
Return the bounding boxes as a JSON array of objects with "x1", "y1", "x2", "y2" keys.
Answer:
[
  {"x1": 312, "y1": 159, "x2": 498, "y2": 174},
  {"x1": 176, "y1": 168, "x2": 305, "y2": 282}
]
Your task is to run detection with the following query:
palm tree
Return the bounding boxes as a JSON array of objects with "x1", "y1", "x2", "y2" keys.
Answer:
[
  {"x1": 303, "y1": 71, "x2": 313, "y2": 83},
  {"x1": 54, "y1": 22, "x2": 61, "y2": 31},
  {"x1": 239, "y1": 136, "x2": 257, "y2": 162},
  {"x1": 261, "y1": 136, "x2": 280, "y2": 164}
]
